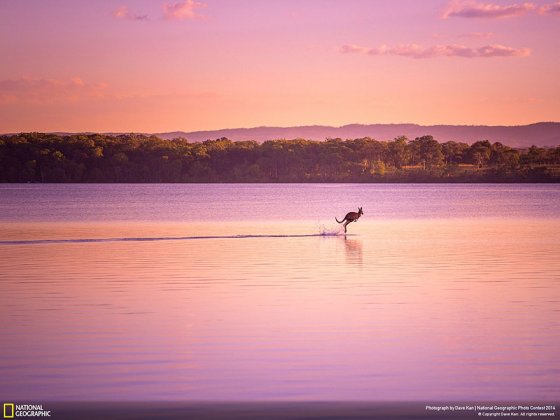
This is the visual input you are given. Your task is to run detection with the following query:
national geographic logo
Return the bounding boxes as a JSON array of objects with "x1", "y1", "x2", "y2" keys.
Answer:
[
  {"x1": 3, "y1": 403, "x2": 51, "y2": 417},
  {"x1": 3, "y1": 404, "x2": 13, "y2": 419}
]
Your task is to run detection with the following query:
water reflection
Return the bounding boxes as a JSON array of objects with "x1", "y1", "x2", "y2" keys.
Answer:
[{"x1": 344, "y1": 237, "x2": 363, "y2": 266}]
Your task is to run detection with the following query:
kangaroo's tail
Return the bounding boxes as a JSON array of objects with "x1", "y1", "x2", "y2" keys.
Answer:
[{"x1": 335, "y1": 217, "x2": 344, "y2": 223}]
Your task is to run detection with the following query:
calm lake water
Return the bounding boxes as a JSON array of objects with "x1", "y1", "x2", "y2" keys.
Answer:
[{"x1": 0, "y1": 184, "x2": 559, "y2": 402}]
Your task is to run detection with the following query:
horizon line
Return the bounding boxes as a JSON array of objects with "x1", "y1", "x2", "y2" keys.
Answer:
[{"x1": 2, "y1": 121, "x2": 559, "y2": 136}]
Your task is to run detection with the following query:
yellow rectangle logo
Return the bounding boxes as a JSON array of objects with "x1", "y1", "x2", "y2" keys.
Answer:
[{"x1": 3, "y1": 403, "x2": 14, "y2": 419}]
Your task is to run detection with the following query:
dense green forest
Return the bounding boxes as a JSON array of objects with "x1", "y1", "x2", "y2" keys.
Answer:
[{"x1": 1, "y1": 132, "x2": 559, "y2": 182}]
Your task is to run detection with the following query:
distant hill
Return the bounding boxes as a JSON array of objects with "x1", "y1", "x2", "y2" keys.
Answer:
[
  {"x1": 154, "y1": 122, "x2": 560, "y2": 147},
  {"x1": 12, "y1": 122, "x2": 558, "y2": 148}
]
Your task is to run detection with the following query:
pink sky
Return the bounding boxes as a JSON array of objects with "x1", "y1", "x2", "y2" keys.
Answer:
[{"x1": 0, "y1": 0, "x2": 559, "y2": 132}]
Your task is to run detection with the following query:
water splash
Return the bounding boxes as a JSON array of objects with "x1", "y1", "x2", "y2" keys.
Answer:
[{"x1": 317, "y1": 222, "x2": 344, "y2": 236}]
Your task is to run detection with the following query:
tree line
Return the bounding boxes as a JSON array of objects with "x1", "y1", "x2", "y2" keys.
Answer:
[{"x1": 1, "y1": 132, "x2": 559, "y2": 182}]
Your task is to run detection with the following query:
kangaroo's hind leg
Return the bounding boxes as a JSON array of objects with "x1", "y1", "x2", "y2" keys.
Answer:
[{"x1": 343, "y1": 220, "x2": 349, "y2": 233}]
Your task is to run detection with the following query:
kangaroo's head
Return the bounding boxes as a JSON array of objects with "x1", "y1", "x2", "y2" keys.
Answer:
[{"x1": 358, "y1": 207, "x2": 363, "y2": 216}]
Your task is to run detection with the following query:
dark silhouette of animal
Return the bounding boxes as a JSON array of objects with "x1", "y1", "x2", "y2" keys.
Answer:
[{"x1": 336, "y1": 207, "x2": 363, "y2": 233}]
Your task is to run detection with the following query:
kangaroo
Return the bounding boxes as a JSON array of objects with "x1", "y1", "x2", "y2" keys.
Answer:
[{"x1": 336, "y1": 207, "x2": 363, "y2": 233}]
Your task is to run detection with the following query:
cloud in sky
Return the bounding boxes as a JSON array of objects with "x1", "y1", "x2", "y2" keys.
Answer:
[
  {"x1": 458, "y1": 32, "x2": 495, "y2": 39},
  {"x1": 113, "y1": 5, "x2": 149, "y2": 21},
  {"x1": 0, "y1": 77, "x2": 108, "y2": 104},
  {"x1": 442, "y1": 1, "x2": 536, "y2": 18},
  {"x1": 339, "y1": 44, "x2": 370, "y2": 54},
  {"x1": 339, "y1": 43, "x2": 531, "y2": 59},
  {"x1": 539, "y1": 1, "x2": 560, "y2": 15},
  {"x1": 162, "y1": 0, "x2": 206, "y2": 20}
]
